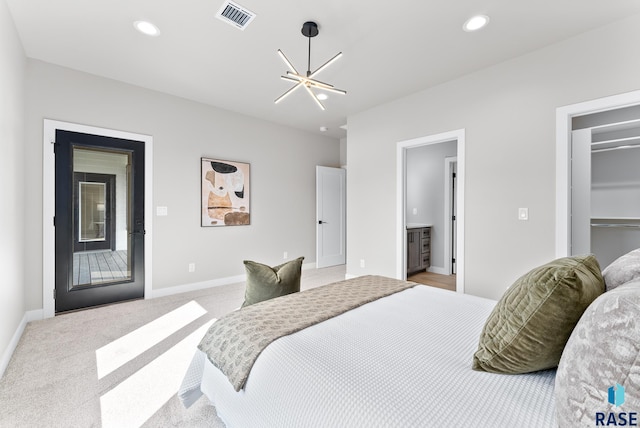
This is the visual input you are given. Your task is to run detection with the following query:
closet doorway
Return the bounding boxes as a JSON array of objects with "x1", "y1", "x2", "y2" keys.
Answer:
[
  {"x1": 556, "y1": 90, "x2": 640, "y2": 266},
  {"x1": 571, "y1": 110, "x2": 640, "y2": 267}
]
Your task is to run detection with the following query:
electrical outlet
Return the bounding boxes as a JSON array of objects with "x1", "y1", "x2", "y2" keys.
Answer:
[
  {"x1": 188, "y1": 263, "x2": 196, "y2": 273},
  {"x1": 360, "y1": 259, "x2": 365, "y2": 268},
  {"x1": 283, "y1": 251, "x2": 288, "y2": 260},
  {"x1": 412, "y1": 207, "x2": 418, "y2": 215}
]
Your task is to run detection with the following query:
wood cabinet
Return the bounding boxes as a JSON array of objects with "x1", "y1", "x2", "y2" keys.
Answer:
[{"x1": 407, "y1": 226, "x2": 431, "y2": 275}]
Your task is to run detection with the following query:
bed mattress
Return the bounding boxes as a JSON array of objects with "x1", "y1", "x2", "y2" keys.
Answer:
[{"x1": 182, "y1": 284, "x2": 557, "y2": 427}]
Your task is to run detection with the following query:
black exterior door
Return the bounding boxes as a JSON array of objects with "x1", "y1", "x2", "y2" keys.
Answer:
[{"x1": 55, "y1": 130, "x2": 145, "y2": 313}]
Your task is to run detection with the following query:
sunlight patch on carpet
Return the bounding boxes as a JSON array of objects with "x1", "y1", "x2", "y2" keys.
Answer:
[
  {"x1": 96, "y1": 301, "x2": 207, "y2": 379},
  {"x1": 99, "y1": 319, "x2": 215, "y2": 428}
]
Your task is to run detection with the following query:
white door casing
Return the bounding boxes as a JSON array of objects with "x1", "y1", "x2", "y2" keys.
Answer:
[
  {"x1": 397, "y1": 129, "x2": 465, "y2": 293},
  {"x1": 316, "y1": 166, "x2": 346, "y2": 268},
  {"x1": 570, "y1": 129, "x2": 593, "y2": 256},
  {"x1": 444, "y1": 158, "x2": 457, "y2": 275},
  {"x1": 556, "y1": 89, "x2": 640, "y2": 257}
]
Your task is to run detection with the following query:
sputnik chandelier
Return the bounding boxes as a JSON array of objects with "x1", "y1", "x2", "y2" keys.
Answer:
[{"x1": 275, "y1": 21, "x2": 346, "y2": 110}]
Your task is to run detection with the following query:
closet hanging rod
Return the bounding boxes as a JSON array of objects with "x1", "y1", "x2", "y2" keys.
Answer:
[
  {"x1": 592, "y1": 144, "x2": 640, "y2": 154},
  {"x1": 591, "y1": 135, "x2": 640, "y2": 147},
  {"x1": 591, "y1": 223, "x2": 640, "y2": 228}
]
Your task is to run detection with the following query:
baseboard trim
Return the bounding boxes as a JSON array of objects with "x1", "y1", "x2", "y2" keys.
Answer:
[
  {"x1": 2, "y1": 316, "x2": 24, "y2": 378},
  {"x1": 151, "y1": 262, "x2": 318, "y2": 299},
  {"x1": 26, "y1": 309, "x2": 44, "y2": 322},
  {"x1": 151, "y1": 275, "x2": 246, "y2": 299},
  {"x1": 427, "y1": 266, "x2": 448, "y2": 275}
]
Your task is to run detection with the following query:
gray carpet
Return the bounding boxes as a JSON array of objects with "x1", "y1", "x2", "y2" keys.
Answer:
[{"x1": 0, "y1": 265, "x2": 346, "y2": 427}]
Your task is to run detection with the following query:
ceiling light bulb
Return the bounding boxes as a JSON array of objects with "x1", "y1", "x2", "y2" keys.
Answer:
[
  {"x1": 134, "y1": 20, "x2": 161, "y2": 36},
  {"x1": 317, "y1": 93, "x2": 328, "y2": 101},
  {"x1": 463, "y1": 15, "x2": 489, "y2": 32}
]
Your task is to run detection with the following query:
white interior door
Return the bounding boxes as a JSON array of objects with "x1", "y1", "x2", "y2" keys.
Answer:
[{"x1": 316, "y1": 166, "x2": 346, "y2": 268}]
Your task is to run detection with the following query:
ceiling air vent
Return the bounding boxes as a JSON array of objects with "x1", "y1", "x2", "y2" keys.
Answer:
[{"x1": 216, "y1": 1, "x2": 256, "y2": 30}]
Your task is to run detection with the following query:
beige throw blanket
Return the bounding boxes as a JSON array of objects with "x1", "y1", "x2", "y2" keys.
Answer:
[{"x1": 198, "y1": 275, "x2": 416, "y2": 391}]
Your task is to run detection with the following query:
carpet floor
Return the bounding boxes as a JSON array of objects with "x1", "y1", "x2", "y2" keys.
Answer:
[{"x1": 0, "y1": 265, "x2": 346, "y2": 428}]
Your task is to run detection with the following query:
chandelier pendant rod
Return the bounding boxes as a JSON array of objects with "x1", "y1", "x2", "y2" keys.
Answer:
[{"x1": 307, "y1": 35, "x2": 312, "y2": 77}]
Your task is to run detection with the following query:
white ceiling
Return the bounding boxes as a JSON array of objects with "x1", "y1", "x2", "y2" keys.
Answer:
[{"x1": 7, "y1": 0, "x2": 640, "y2": 139}]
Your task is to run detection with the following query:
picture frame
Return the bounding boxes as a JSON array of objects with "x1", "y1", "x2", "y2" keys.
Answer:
[{"x1": 201, "y1": 157, "x2": 250, "y2": 227}]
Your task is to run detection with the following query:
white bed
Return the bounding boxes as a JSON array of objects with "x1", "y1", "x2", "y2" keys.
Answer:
[{"x1": 180, "y1": 283, "x2": 557, "y2": 427}]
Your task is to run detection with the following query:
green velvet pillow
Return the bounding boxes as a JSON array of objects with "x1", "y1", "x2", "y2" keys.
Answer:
[
  {"x1": 472, "y1": 254, "x2": 604, "y2": 374},
  {"x1": 241, "y1": 257, "x2": 304, "y2": 307}
]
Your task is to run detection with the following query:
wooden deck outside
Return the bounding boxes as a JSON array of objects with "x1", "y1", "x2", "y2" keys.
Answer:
[{"x1": 73, "y1": 250, "x2": 130, "y2": 286}]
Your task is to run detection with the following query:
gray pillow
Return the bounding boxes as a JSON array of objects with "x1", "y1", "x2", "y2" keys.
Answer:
[
  {"x1": 602, "y1": 248, "x2": 640, "y2": 292},
  {"x1": 555, "y1": 280, "x2": 640, "y2": 427},
  {"x1": 472, "y1": 254, "x2": 604, "y2": 374},
  {"x1": 241, "y1": 257, "x2": 304, "y2": 307}
]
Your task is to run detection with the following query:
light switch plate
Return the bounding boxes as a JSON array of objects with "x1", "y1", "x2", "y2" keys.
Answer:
[
  {"x1": 156, "y1": 206, "x2": 168, "y2": 216},
  {"x1": 518, "y1": 208, "x2": 529, "y2": 221}
]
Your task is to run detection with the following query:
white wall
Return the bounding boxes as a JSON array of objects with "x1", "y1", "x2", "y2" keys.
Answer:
[
  {"x1": 24, "y1": 60, "x2": 340, "y2": 311},
  {"x1": 0, "y1": 0, "x2": 26, "y2": 373},
  {"x1": 406, "y1": 140, "x2": 457, "y2": 269},
  {"x1": 339, "y1": 137, "x2": 347, "y2": 167},
  {"x1": 346, "y1": 13, "x2": 640, "y2": 300}
]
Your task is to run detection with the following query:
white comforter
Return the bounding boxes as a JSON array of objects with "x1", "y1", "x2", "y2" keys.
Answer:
[{"x1": 180, "y1": 284, "x2": 557, "y2": 427}]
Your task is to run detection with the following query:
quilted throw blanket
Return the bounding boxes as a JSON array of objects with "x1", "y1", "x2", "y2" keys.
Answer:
[{"x1": 198, "y1": 275, "x2": 416, "y2": 391}]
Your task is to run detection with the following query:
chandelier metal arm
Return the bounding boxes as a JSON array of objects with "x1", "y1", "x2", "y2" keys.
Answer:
[
  {"x1": 274, "y1": 82, "x2": 304, "y2": 104},
  {"x1": 315, "y1": 85, "x2": 347, "y2": 96},
  {"x1": 309, "y1": 52, "x2": 343, "y2": 78},
  {"x1": 303, "y1": 84, "x2": 325, "y2": 111},
  {"x1": 277, "y1": 49, "x2": 298, "y2": 74},
  {"x1": 285, "y1": 72, "x2": 347, "y2": 95},
  {"x1": 285, "y1": 71, "x2": 334, "y2": 88},
  {"x1": 280, "y1": 75, "x2": 301, "y2": 84}
]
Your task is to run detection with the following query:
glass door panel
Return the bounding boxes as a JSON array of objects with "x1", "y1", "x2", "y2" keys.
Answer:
[{"x1": 72, "y1": 148, "x2": 132, "y2": 288}]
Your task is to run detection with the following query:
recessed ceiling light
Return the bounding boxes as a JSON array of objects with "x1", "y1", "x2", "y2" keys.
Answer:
[
  {"x1": 134, "y1": 20, "x2": 161, "y2": 37},
  {"x1": 317, "y1": 93, "x2": 328, "y2": 101},
  {"x1": 320, "y1": 126, "x2": 328, "y2": 132},
  {"x1": 463, "y1": 15, "x2": 489, "y2": 32}
]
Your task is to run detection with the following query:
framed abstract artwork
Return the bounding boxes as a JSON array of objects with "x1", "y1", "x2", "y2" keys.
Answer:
[{"x1": 201, "y1": 158, "x2": 250, "y2": 227}]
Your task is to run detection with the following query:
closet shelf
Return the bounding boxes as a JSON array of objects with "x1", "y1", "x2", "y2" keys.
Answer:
[{"x1": 591, "y1": 135, "x2": 640, "y2": 147}]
